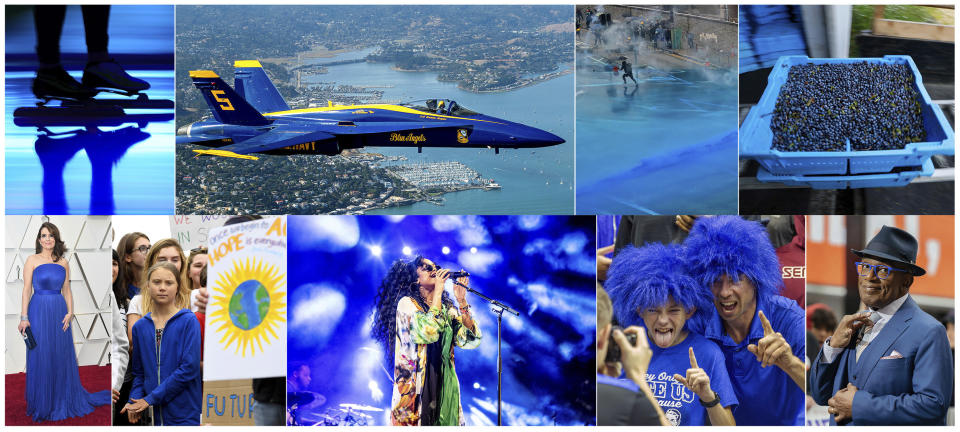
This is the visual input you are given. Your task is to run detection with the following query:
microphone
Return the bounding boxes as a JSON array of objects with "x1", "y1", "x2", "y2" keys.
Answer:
[{"x1": 443, "y1": 270, "x2": 470, "y2": 279}]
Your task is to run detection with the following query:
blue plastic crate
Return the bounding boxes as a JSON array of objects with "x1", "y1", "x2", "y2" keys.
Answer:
[
  {"x1": 740, "y1": 55, "x2": 954, "y2": 175},
  {"x1": 756, "y1": 158, "x2": 934, "y2": 189}
]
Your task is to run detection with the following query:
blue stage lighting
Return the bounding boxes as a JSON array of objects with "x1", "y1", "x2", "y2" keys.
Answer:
[{"x1": 288, "y1": 215, "x2": 597, "y2": 426}]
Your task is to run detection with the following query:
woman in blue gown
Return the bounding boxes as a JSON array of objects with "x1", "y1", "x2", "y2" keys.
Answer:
[{"x1": 17, "y1": 222, "x2": 110, "y2": 423}]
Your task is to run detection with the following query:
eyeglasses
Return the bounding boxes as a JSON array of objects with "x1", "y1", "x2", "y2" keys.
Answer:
[
  {"x1": 855, "y1": 261, "x2": 908, "y2": 280},
  {"x1": 191, "y1": 247, "x2": 208, "y2": 254},
  {"x1": 420, "y1": 263, "x2": 437, "y2": 272},
  {"x1": 135, "y1": 245, "x2": 151, "y2": 254}
]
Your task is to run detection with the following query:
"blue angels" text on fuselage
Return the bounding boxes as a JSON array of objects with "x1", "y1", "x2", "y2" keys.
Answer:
[{"x1": 389, "y1": 133, "x2": 427, "y2": 144}]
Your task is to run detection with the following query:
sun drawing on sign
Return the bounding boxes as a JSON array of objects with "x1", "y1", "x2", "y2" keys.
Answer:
[{"x1": 208, "y1": 257, "x2": 286, "y2": 356}]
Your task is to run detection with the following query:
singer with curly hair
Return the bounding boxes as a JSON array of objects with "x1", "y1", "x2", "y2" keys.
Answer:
[{"x1": 371, "y1": 256, "x2": 481, "y2": 426}]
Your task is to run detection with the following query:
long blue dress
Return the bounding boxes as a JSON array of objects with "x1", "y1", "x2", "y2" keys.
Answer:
[{"x1": 25, "y1": 263, "x2": 111, "y2": 422}]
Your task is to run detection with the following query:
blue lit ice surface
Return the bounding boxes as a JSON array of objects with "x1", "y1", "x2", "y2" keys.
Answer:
[
  {"x1": 4, "y1": 5, "x2": 175, "y2": 214},
  {"x1": 5, "y1": 71, "x2": 175, "y2": 215},
  {"x1": 575, "y1": 61, "x2": 738, "y2": 214}
]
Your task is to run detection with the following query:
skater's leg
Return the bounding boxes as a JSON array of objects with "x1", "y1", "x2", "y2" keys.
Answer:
[
  {"x1": 81, "y1": 5, "x2": 110, "y2": 62},
  {"x1": 34, "y1": 5, "x2": 67, "y2": 67},
  {"x1": 32, "y1": 6, "x2": 98, "y2": 100},
  {"x1": 81, "y1": 5, "x2": 149, "y2": 95}
]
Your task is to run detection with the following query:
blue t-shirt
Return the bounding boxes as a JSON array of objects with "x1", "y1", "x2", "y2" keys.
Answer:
[
  {"x1": 128, "y1": 283, "x2": 140, "y2": 299},
  {"x1": 645, "y1": 332, "x2": 738, "y2": 426},
  {"x1": 702, "y1": 294, "x2": 805, "y2": 425}
]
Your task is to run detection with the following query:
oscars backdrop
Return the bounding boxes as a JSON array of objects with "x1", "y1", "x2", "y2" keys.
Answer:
[{"x1": 5, "y1": 215, "x2": 113, "y2": 373}]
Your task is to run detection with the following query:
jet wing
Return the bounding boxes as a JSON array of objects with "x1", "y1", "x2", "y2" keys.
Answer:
[
  {"x1": 176, "y1": 134, "x2": 229, "y2": 144},
  {"x1": 192, "y1": 127, "x2": 335, "y2": 159},
  {"x1": 329, "y1": 121, "x2": 474, "y2": 135}
]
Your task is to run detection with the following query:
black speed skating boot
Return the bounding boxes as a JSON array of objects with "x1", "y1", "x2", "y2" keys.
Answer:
[
  {"x1": 32, "y1": 67, "x2": 98, "y2": 101},
  {"x1": 82, "y1": 59, "x2": 150, "y2": 95}
]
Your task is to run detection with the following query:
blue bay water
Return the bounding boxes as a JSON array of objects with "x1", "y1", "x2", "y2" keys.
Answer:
[
  {"x1": 575, "y1": 62, "x2": 738, "y2": 214},
  {"x1": 299, "y1": 49, "x2": 575, "y2": 215}
]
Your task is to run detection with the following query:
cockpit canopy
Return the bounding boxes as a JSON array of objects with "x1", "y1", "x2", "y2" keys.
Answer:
[{"x1": 400, "y1": 99, "x2": 478, "y2": 116}]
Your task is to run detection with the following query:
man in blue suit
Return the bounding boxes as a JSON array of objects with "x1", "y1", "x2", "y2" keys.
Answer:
[{"x1": 809, "y1": 226, "x2": 953, "y2": 425}]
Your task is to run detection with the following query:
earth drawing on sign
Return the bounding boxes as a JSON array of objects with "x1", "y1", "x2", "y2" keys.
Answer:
[{"x1": 229, "y1": 279, "x2": 270, "y2": 330}]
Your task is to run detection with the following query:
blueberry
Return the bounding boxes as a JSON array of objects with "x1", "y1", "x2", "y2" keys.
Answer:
[{"x1": 769, "y1": 62, "x2": 926, "y2": 152}]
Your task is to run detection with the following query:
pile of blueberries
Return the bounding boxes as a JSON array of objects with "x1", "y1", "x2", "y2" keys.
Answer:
[{"x1": 770, "y1": 62, "x2": 926, "y2": 152}]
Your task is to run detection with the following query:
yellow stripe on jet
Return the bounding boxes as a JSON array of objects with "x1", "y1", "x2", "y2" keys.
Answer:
[
  {"x1": 234, "y1": 60, "x2": 263, "y2": 68},
  {"x1": 193, "y1": 149, "x2": 259, "y2": 160},
  {"x1": 263, "y1": 104, "x2": 507, "y2": 125},
  {"x1": 190, "y1": 70, "x2": 219, "y2": 78}
]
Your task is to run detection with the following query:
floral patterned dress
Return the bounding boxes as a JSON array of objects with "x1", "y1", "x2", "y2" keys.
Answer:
[{"x1": 391, "y1": 296, "x2": 482, "y2": 426}]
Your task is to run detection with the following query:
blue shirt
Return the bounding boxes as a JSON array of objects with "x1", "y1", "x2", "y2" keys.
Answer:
[
  {"x1": 646, "y1": 332, "x2": 737, "y2": 426},
  {"x1": 128, "y1": 283, "x2": 140, "y2": 299},
  {"x1": 702, "y1": 294, "x2": 805, "y2": 425}
]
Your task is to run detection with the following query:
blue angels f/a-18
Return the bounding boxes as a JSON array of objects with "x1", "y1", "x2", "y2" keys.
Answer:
[{"x1": 177, "y1": 60, "x2": 565, "y2": 160}]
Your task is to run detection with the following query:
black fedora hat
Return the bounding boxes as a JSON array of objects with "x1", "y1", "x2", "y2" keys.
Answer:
[{"x1": 851, "y1": 225, "x2": 925, "y2": 276}]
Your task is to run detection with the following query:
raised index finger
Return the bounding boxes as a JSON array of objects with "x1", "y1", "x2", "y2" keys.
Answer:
[
  {"x1": 688, "y1": 347, "x2": 699, "y2": 368},
  {"x1": 758, "y1": 310, "x2": 774, "y2": 335}
]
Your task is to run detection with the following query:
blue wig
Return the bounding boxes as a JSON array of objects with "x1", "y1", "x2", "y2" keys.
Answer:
[
  {"x1": 682, "y1": 216, "x2": 783, "y2": 303},
  {"x1": 605, "y1": 243, "x2": 713, "y2": 332}
]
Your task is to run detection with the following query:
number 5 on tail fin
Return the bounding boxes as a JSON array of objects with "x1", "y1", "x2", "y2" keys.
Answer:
[{"x1": 189, "y1": 70, "x2": 271, "y2": 126}]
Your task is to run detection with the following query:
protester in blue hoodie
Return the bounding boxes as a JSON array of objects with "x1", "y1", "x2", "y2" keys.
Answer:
[{"x1": 122, "y1": 262, "x2": 201, "y2": 426}]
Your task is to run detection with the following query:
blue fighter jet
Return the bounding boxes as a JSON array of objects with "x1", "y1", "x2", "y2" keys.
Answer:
[{"x1": 178, "y1": 60, "x2": 564, "y2": 160}]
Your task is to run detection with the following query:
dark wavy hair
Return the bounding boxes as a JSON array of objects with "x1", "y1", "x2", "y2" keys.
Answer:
[
  {"x1": 371, "y1": 256, "x2": 454, "y2": 362},
  {"x1": 112, "y1": 249, "x2": 128, "y2": 310},
  {"x1": 35, "y1": 222, "x2": 67, "y2": 263}
]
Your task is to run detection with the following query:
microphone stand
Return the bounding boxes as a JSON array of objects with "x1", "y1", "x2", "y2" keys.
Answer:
[{"x1": 453, "y1": 280, "x2": 519, "y2": 426}]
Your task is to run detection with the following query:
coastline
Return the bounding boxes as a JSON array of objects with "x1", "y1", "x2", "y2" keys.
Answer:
[{"x1": 298, "y1": 43, "x2": 574, "y2": 94}]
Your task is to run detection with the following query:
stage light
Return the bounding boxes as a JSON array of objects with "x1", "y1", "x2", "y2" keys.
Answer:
[
  {"x1": 431, "y1": 215, "x2": 491, "y2": 246},
  {"x1": 431, "y1": 215, "x2": 463, "y2": 231},
  {"x1": 458, "y1": 249, "x2": 502, "y2": 277},
  {"x1": 470, "y1": 247, "x2": 478, "y2": 254},
  {"x1": 442, "y1": 246, "x2": 450, "y2": 255},
  {"x1": 293, "y1": 215, "x2": 360, "y2": 252},
  {"x1": 368, "y1": 380, "x2": 384, "y2": 402},
  {"x1": 402, "y1": 246, "x2": 412, "y2": 256},
  {"x1": 516, "y1": 215, "x2": 545, "y2": 231},
  {"x1": 560, "y1": 232, "x2": 588, "y2": 253},
  {"x1": 290, "y1": 284, "x2": 346, "y2": 348},
  {"x1": 369, "y1": 245, "x2": 382, "y2": 257}
]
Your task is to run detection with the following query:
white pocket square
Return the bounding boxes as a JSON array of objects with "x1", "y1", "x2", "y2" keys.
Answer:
[{"x1": 880, "y1": 350, "x2": 903, "y2": 360}]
